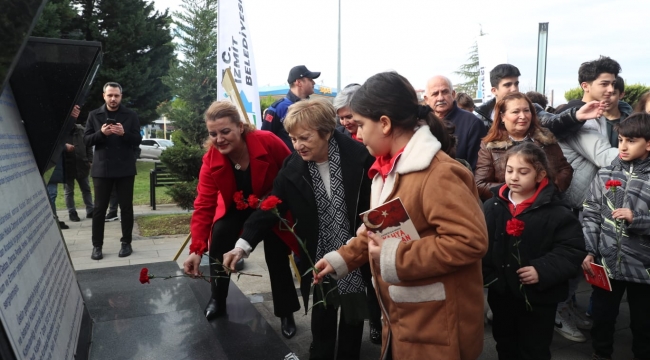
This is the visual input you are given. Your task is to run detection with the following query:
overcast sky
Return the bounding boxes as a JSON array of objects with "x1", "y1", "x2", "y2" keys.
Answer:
[{"x1": 153, "y1": 0, "x2": 650, "y2": 106}]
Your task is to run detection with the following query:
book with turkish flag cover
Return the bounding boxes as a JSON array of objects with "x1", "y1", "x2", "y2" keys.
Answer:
[
  {"x1": 359, "y1": 198, "x2": 420, "y2": 243},
  {"x1": 583, "y1": 263, "x2": 612, "y2": 291}
]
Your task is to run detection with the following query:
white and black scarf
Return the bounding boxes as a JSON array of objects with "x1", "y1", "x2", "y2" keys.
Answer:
[{"x1": 308, "y1": 137, "x2": 365, "y2": 295}]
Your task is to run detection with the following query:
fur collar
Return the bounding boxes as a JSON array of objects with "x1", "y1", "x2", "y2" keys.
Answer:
[
  {"x1": 485, "y1": 127, "x2": 557, "y2": 150},
  {"x1": 371, "y1": 125, "x2": 441, "y2": 207},
  {"x1": 394, "y1": 125, "x2": 442, "y2": 175}
]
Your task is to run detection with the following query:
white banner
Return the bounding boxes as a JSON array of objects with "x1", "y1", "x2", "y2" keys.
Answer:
[
  {"x1": 476, "y1": 35, "x2": 508, "y2": 102},
  {"x1": 217, "y1": 0, "x2": 261, "y2": 128}
]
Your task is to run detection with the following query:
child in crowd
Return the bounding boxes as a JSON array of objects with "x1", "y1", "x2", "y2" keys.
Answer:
[
  {"x1": 482, "y1": 142, "x2": 586, "y2": 360},
  {"x1": 582, "y1": 113, "x2": 650, "y2": 360}
]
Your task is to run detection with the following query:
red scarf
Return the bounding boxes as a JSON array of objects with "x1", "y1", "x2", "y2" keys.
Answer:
[
  {"x1": 498, "y1": 178, "x2": 549, "y2": 217},
  {"x1": 368, "y1": 147, "x2": 406, "y2": 180}
]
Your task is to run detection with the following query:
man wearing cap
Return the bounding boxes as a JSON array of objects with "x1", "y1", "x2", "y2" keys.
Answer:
[{"x1": 263, "y1": 65, "x2": 320, "y2": 150}]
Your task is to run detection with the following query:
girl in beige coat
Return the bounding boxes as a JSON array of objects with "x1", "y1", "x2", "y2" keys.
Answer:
[{"x1": 315, "y1": 72, "x2": 488, "y2": 360}]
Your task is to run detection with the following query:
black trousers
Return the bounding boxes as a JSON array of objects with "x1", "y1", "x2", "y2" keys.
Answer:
[
  {"x1": 209, "y1": 208, "x2": 299, "y2": 317},
  {"x1": 92, "y1": 176, "x2": 135, "y2": 246},
  {"x1": 591, "y1": 279, "x2": 650, "y2": 359},
  {"x1": 310, "y1": 281, "x2": 364, "y2": 360},
  {"x1": 487, "y1": 288, "x2": 557, "y2": 360}
]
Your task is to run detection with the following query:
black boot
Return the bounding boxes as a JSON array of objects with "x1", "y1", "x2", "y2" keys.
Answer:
[
  {"x1": 91, "y1": 246, "x2": 103, "y2": 260},
  {"x1": 204, "y1": 298, "x2": 226, "y2": 320},
  {"x1": 69, "y1": 210, "x2": 81, "y2": 222},
  {"x1": 59, "y1": 221, "x2": 70, "y2": 229},
  {"x1": 281, "y1": 313, "x2": 297, "y2": 339}
]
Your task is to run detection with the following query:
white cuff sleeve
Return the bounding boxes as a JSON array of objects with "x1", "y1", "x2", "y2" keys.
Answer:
[
  {"x1": 323, "y1": 251, "x2": 349, "y2": 280},
  {"x1": 380, "y1": 238, "x2": 401, "y2": 284},
  {"x1": 234, "y1": 238, "x2": 253, "y2": 258}
]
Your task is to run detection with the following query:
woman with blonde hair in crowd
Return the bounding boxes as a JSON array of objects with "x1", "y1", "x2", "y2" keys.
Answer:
[{"x1": 182, "y1": 101, "x2": 300, "y2": 338}]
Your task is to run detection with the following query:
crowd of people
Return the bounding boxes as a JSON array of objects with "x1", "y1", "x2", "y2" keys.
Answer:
[{"x1": 182, "y1": 57, "x2": 650, "y2": 360}]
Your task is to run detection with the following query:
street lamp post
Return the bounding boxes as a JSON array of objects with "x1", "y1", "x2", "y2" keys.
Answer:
[
  {"x1": 535, "y1": 22, "x2": 549, "y2": 94},
  {"x1": 337, "y1": 0, "x2": 341, "y2": 92}
]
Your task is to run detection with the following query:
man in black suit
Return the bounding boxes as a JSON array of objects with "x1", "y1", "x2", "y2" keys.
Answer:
[{"x1": 84, "y1": 82, "x2": 142, "y2": 260}]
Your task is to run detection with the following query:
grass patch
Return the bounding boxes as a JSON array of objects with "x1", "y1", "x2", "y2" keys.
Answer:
[
  {"x1": 135, "y1": 213, "x2": 192, "y2": 236},
  {"x1": 54, "y1": 161, "x2": 175, "y2": 211}
]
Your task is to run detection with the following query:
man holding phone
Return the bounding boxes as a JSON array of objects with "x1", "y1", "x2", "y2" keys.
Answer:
[{"x1": 84, "y1": 82, "x2": 142, "y2": 260}]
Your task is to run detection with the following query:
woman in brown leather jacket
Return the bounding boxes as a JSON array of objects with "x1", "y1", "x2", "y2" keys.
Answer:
[{"x1": 475, "y1": 92, "x2": 573, "y2": 201}]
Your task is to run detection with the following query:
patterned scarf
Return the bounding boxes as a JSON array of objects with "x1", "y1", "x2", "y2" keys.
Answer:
[{"x1": 308, "y1": 136, "x2": 365, "y2": 295}]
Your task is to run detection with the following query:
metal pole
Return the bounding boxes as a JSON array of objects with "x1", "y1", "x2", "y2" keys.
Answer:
[
  {"x1": 337, "y1": 0, "x2": 341, "y2": 92},
  {"x1": 535, "y1": 22, "x2": 549, "y2": 94}
]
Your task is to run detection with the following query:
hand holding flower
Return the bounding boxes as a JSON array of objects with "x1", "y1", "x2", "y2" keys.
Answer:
[
  {"x1": 223, "y1": 247, "x2": 246, "y2": 272},
  {"x1": 517, "y1": 266, "x2": 539, "y2": 285},
  {"x1": 313, "y1": 259, "x2": 334, "y2": 284},
  {"x1": 183, "y1": 253, "x2": 202, "y2": 277},
  {"x1": 612, "y1": 208, "x2": 633, "y2": 223}
]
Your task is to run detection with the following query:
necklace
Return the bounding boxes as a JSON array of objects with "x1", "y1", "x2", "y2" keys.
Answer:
[{"x1": 231, "y1": 145, "x2": 247, "y2": 170}]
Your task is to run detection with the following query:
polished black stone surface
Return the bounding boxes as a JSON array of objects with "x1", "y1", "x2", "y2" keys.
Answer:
[{"x1": 76, "y1": 262, "x2": 296, "y2": 360}]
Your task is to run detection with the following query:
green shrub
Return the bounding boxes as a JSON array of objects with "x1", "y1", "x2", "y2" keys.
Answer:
[
  {"x1": 564, "y1": 87, "x2": 583, "y2": 102},
  {"x1": 159, "y1": 144, "x2": 204, "y2": 182},
  {"x1": 166, "y1": 180, "x2": 198, "y2": 211},
  {"x1": 622, "y1": 84, "x2": 650, "y2": 108},
  {"x1": 260, "y1": 95, "x2": 276, "y2": 112}
]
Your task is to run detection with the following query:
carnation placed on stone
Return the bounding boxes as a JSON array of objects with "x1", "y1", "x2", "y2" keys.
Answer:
[{"x1": 139, "y1": 268, "x2": 152, "y2": 284}]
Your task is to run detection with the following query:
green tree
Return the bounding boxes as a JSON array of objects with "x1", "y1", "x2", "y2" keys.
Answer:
[
  {"x1": 32, "y1": 0, "x2": 81, "y2": 39},
  {"x1": 161, "y1": 0, "x2": 217, "y2": 146},
  {"x1": 454, "y1": 29, "x2": 484, "y2": 96},
  {"x1": 564, "y1": 87, "x2": 583, "y2": 102},
  {"x1": 158, "y1": 0, "x2": 218, "y2": 210},
  {"x1": 65, "y1": 0, "x2": 175, "y2": 125}
]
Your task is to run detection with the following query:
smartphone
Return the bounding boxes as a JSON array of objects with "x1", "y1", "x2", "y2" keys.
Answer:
[{"x1": 106, "y1": 118, "x2": 117, "y2": 125}]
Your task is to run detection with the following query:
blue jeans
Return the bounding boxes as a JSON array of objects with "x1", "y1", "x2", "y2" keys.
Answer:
[
  {"x1": 64, "y1": 176, "x2": 94, "y2": 215},
  {"x1": 47, "y1": 182, "x2": 58, "y2": 213}
]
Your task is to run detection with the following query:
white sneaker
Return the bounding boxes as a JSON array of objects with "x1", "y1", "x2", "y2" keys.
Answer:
[
  {"x1": 567, "y1": 303, "x2": 593, "y2": 330},
  {"x1": 554, "y1": 309, "x2": 587, "y2": 342}
]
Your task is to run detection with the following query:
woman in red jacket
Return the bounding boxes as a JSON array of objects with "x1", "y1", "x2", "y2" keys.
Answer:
[{"x1": 183, "y1": 101, "x2": 300, "y2": 338}]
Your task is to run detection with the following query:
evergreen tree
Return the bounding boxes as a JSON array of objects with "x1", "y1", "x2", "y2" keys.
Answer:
[
  {"x1": 454, "y1": 30, "x2": 485, "y2": 97},
  {"x1": 161, "y1": 0, "x2": 218, "y2": 146},
  {"x1": 70, "y1": 0, "x2": 174, "y2": 125},
  {"x1": 32, "y1": 0, "x2": 81, "y2": 39},
  {"x1": 158, "y1": 0, "x2": 218, "y2": 210}
]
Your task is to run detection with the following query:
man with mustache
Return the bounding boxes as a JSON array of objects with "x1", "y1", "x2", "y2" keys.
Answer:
[
  {"x1": 424, "y1": 75, "x2": 486, "y2": 170},
  {"x1": 84, "y1": 82, "x2": 142, "y2": 260}
]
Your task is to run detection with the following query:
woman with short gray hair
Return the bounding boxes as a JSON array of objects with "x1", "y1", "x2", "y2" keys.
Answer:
[{"x1": 333, "y1": 83, "x2": 362, "y2": 141}]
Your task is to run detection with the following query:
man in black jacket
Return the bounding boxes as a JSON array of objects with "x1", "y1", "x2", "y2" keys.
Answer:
[
  {"x1": 424, "y1": 75, "x2": 486, "y2": 170},
  {"x1": 84, "y1": 82, "x2": 142, "y2": 260}
]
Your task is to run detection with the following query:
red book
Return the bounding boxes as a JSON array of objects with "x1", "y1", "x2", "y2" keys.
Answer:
[
  {"x1": 583, "y1": 263, "x2": 612, "y2": 291},
  {"x1": 359, "y1": 198, "x2": 420, "y2": 243}
]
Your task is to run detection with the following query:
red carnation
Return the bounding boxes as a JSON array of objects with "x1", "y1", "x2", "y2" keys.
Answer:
[
  {"x1": 605, "y1": 180, "x2": 622, "y2": 190},
  {"x1": 260, "y1": 195, "x2": 282, "y2": 211},
  {"x1": 506, "y1": 218, "x2": 525, "y2": 237},
  {"x1": 233, "y1": 190, "x2": 248, "y2": 210},
  {"x1": 139, "y1": 268, "x2": 150, "y2": 284},
  {"x1": 248, "y1": 194, "x2": 259, "y2": 208}
]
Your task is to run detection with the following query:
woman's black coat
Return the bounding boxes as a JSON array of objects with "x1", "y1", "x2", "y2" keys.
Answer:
[
  {"x1": 482, "y1": 184, "x2": 586, "y2": 305},
  {"x1": 241, "y1": 130, "x2": 374, "y2": 309}
]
